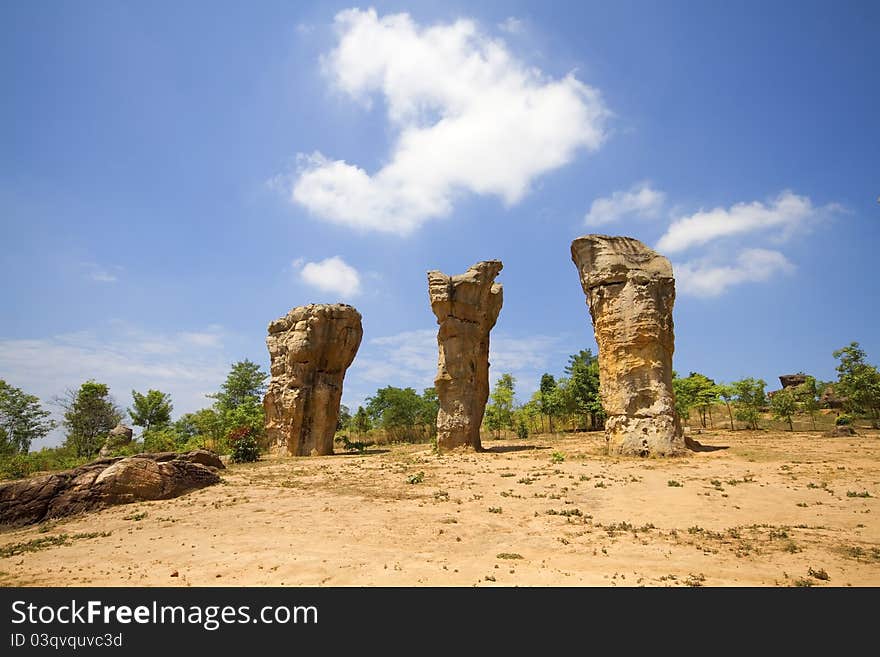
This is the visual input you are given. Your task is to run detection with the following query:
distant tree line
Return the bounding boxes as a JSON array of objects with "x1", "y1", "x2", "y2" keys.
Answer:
[{"x1": 672, "y1": 341, "x2": 880, "y2": 431}]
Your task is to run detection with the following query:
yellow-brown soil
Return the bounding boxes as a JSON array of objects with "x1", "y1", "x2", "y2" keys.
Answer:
[{"x1": 2, "y1": 429, "x2": 878, "y2": 587}]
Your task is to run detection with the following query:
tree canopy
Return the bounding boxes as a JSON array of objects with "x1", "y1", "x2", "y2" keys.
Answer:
[
  {"x1": 128, "y1": 389, "x2": 173, "y2": 434},
  {"x1": 0, "y1": 380, "x2": 55, "y2": 454},
  {"x1": 833, "y1": 342, "x2": 880, "y2": 421},
  {"x1": 59, "y1": 381, "x2": 122, "y2": 458}
]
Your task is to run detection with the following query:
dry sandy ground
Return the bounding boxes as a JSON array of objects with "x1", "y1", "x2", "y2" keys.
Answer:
[{"x1": 2, "y1": 429, "x2": 878, "y2": 587}]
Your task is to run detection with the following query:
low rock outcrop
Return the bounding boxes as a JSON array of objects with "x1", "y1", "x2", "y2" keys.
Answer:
[
  {"x1": 263, "y1": 304, "x2": 363, "y2": 456},
  {"x1": 0, "y1": 449, "x2": 224, "y2": 527}
]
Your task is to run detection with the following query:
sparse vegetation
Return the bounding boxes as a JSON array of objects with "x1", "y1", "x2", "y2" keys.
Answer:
[{"x1": 0, "y1": 532, "x2": 112, "y2": 558}]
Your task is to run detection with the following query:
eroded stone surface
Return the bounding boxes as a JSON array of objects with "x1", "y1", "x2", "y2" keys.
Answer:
[
  {"x1": 263, "y1": 304, "x2": 363, "y2": 456},
  {"x1": 428, "y1": 261, "x2": 503, "y2": 452},
  {"x1": 99, "y1": 423, "x2": 134, "y2": 457},
  {"x1": 0, "y1": 449, "x2": 223, "y2": 526},
  {"x1": 571, "y1": 235, "x2": 683, "y2": 456}
]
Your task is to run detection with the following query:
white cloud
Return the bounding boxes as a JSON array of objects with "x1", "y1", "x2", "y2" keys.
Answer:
[
  {"x1": 299, "y1": 256, "x2": 361, "y2": 297},
  {"x1": 0, "y1": 323, "x2": 239, "y2": 449},
  {"x1": 675, "y1": 248, "x2": 795, "y2": 298},
  {"x1": 498, "y1": 17, "x2": 524, "y2": 34},
  {"x1": 584, "y1": 182, "x2": 665, "y2": 226},
  {"x1": 657, "y1": 190, "x2": 833, "y2": 254},
  {"x1": 80, "y1": 262, "x2": 121, "y2": 283},
  {"x1": 290, "y1": 8, "x2": 610, "y2": 235}
]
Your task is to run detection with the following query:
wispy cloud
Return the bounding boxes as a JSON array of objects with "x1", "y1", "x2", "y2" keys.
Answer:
[
  {"x1": 675, "y1": 248, "x2": 795, "y2": 298},
  {"x1": 498, "y1": 17, "x2": 524, "y2": 34},
  {"x1": 644, "y1": 189, "x2": 843, "y2": 298},
  {"x1": 80, "y1": 262, "x2": 122, "y2": 283},
  {"x1": 584, "y1": 181, "x2": 665, "y2": 226},
  {"x1": 657, "y1": 190, "x2": 838, "y2": 254},
  {"x1": 288, "y1": 8, "x2": 610, "y2": 235}
]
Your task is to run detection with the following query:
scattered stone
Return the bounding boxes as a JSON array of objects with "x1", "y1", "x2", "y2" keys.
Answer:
[
  {"x1": 263, "y1": 304, "x2": 363, "y2": 456},
  {"x1": 0, "y1": 450, "x2": 224, "y2": 527},
  {"x1": 571, "y1": 235, "x2": 683, "y2": 456},
  {"x1": 428, "y1": 261, "x2": 503, "y2": 452}
]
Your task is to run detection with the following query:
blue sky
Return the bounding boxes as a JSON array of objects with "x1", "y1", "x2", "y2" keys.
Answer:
[{"x1": 2, "y1": 1, "x2": 878, "y2": 448}]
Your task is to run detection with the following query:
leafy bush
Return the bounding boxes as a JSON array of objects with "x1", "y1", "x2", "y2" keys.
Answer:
[
  {"x1": 228, "y1": 426, "x2": 260, "y2": 463},
  {"x1": 835, "y1": 414, "x2": 852, "y2": 426},
  {"x1": 142, "y1": 427, "x2": 179, "y2": 453},
  {"x1": 0, "y1": 453, "x2": 32, "y2": 479},
  {"x1": 0, "y1": 447, "x2": 90, "y2": 480},
  {"x1": 515, "y1": 417, "x2": 529, "y2": 440}
]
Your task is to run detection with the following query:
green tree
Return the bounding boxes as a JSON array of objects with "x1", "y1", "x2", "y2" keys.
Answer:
[
  {"x1": 564, "y1": 350, "x2": 604, "y2": 430},
  {"x1": 770, "y1": 388, "x2": 797, "y2": 431},
  {"x1": 484, "y1": 374, "x2": 515, "y2": 438},
  {"x1": 128, "y1": 389, "x2": 173, "y2": 434},
  {"x1": 833, "y1": 342, "x2": 880, "y2": 422},
  {"x1": 59, "y1": 381, "x2": 122, "y2": 458},
  {"x1": 209, "y1": 359, "x2": 268, "y2": 414},
  {"x1": 210, "y1": 360, "x2": 269, "y2": 451},
  {"x1": 538, "y1": 373, "x2": 558, "y2": 433},
  {"x1": 732, "y1": 377, "x2": 766, "y2": 431},
  {"x1": 0, "y1": 380, "x2": 55, "y2": 454},
  {"x1": 672, "y1": 371, "x2": 694, "y2": 423},
  {"x1": 673, "y1": 372, "x2": 718, "y2": 428},
  {"x1": 717, "y1": 384, "x2": 736, "y2": 430},
  {"x1": 337, "y1": 404, "x2": 352, "y2": 432},
  {"x1": 797, "y1": 376, "x2": 821, "y2": 430},
  {"x1": 419, "y1": 388, "x2": 440, "y2": 438},
  {"x1": 352, "y1": 406, "x2": 372, "y2": 437},
  {"x1": 366, "y1": 386, "x2": 429, "y2": 442},
  {"x1": 175, "y1": 408, "x2": 225, "y2": 450},
  {"x1": 142, "y1": 427, "x2": 180, "y2": 452}
]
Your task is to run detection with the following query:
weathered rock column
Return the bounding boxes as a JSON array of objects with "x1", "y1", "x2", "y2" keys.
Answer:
[
  {"x1": 428, "y1": 261, "x2": 503, "y2": 452},
  {"x1": 263, "y1": 304, "x2": 363, "y2": 456},
  {"x1": 571, "y1": 235, "x2": 683, "y2": 456}
]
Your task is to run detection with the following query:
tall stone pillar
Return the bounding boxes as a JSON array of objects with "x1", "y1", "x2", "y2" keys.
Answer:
[
  {"x1": 428, "y1": 261, "x2": 503, "y2": 452},
  {"x1": 263, "y1": 304, "x2": 363, "y2": 456},
  {"x1": 571, "y1": 235, "x2": 683, "y2": 456}
]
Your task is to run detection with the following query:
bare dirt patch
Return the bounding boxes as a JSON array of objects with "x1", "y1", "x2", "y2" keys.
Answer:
[{"x1": 2, "y1": 429, "x2": 878, "y2": 587}]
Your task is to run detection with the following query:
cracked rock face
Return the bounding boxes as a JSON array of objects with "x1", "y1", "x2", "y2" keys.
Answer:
[
  {"x1": 263, "y1": 304, "x2": 363, "y2": 456},
  {"x1": 428, "y1": 261, "x2": 503, "y2": 452},
  {"x1": 0, "y1": 450, "x2": 224, "y2": 527},
  {"x1": 571, "y1": 235, "x2": 683, "y2": 456}
]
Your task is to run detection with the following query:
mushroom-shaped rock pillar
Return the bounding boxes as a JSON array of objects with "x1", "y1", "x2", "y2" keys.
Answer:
[
  {"x1": 428, "y1": 261, "x2": 503, "y2": 452},
  {"x1": 571, "y1": 235, "x2": 684, "y2": 456}
]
